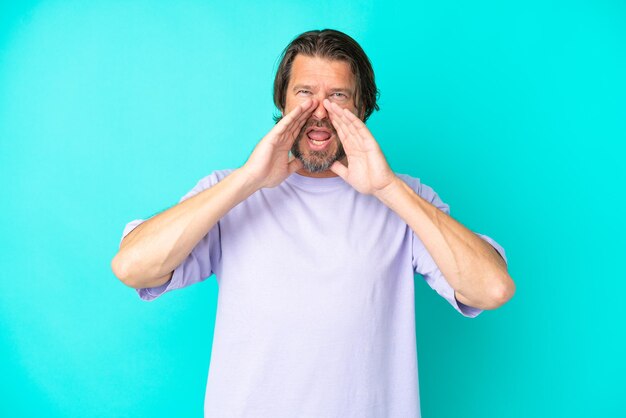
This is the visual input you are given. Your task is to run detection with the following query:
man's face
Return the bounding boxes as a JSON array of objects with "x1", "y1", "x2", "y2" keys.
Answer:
[{"x1": 283, "y1": 55, "x2": 359, "y2": 176}]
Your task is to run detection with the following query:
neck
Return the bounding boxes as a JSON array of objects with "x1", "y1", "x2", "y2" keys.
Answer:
[
  {"x1": 295, "y1": 156, "x2": 347, "y2": 178},
  {"x1": 295, "y1": 169, "x2": 338, "y2": 178}
]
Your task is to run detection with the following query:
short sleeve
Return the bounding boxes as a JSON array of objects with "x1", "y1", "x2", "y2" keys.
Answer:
[
  {"x1": 398, "y1": 174, "x2": 508, "y2": 318},
  {"x1": 119, "y1": 170, "x2": 232, "y2": 301}
]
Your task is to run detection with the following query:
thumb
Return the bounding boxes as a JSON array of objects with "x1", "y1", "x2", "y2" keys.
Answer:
[
  {"x1": 288, "y1": 157, "x2": 304, "y2": 174},
  {"x1": 330, "y1": 160, "x2": 348, "y2": 180}
]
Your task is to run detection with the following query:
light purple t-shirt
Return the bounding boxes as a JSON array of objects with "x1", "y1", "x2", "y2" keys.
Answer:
[{"x1": 120, "y1": 169, "x2": 507, "y2": 418}]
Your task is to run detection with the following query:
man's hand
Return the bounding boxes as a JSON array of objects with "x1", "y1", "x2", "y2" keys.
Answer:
[
  {"x1": 325, "y1": 99, "x2": 397, "y2": 195},
  {"x1": 241, "y1": 98, "x2": 318, "y2": 190}
]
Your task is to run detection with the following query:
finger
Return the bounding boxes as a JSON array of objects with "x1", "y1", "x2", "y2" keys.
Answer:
[
  {"x1": 324, "y1": 98, "x2": 359, "y2": 122},
  {"x1": 340, "y1": 105, "x2": 361, "y2": 122},
  {"x1": 334, "y1": 104, "x2": 368, "y2": 144},
  {"x1": 326, "y1": 103, "x2": 356, "y2": 149},
  {"x1": 284, "y1": 115, "x2": 311, "y2": 149},
  {"x1": 325, "y1": 99, "x2": 362, "y2": 131},
  {"x1": 330, "y1": 160, "x2": 349, "y2": 180},
  {"x1": 292, "y1": 98, "x2": 317, "y2": 126},
  {"x1": 323, "y1": 99, "x2": 345, "y2": 119},
  {"x1": 328, "y1": 114, "x2": 353, "y2": 155},
  {"x1": 339, "y1": 108, "x2": 361, "y2": 138},
  {"x1": 292, "y1": 98, "x2": 317, "y2": 125},
  {"x1": 325, "y1": 99, "x2": 357, "y2": 136},
  {"x1": 287, "y1": 102, "x2": 315, "y2": 138},
  {"x1": 288, "y1": 156, "x2": 304, "y2": 174},
  {"x1": 327, "y1": 109, "x2": 347, "y2": 138},
  {"x1": 339, "y1": 106, "x2": 374, "y2": 141},
  {"x1": 284, "y1": 99, "x2": 317, "y2": 140},
  {"x1": 324, "y1": 100, "x2": 349, "y2": 134},
  {"x1": 274, "y1": 99, "x2": 315, "y2": 135}
]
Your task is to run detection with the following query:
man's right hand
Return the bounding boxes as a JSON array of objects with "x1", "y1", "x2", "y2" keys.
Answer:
[
  {"x1": 112, "y1": 99, "x2": 317, "y2": 289},
  {"x1": 240, "y1": 98, "x2": 317, "y2": 189}
]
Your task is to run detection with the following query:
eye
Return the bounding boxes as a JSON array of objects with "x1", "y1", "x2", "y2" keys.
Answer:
[
  {"x1": 297, "y1": 89, "x2": 311, "y2": 95},
  {"x1": 331, "y1": 92, "x2": 348, "y2": 99}
]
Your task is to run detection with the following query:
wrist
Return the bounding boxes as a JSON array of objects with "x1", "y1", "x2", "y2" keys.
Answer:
[
  {"x1": 232, "y1": 166, "x2": 263, "y2": 195},
  {"x1": 373, "y1": 175, "x2": 405, "y2": 204}
]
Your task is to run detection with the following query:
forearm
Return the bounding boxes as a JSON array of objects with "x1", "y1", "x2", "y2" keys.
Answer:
[
  {"x1": 112, "y1": 168, "x2": 258, "y2": 288},
  {"x1": 374, "y1": 176, "x2": 515, "y2": 310}
]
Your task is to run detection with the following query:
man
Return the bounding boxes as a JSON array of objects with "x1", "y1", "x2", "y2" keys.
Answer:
[{"x1": 112, "y1": 29, "x2": 515, "y2": 418}]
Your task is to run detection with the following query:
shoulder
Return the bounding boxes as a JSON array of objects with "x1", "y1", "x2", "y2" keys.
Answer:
[
  {"x1": 195, "y1": 168, "x2": 236, "y2": 188},
  {"x1": 395, "y1": 173, "x2": 421, "y2": 190},
  {"x1": 395, "y1": 172, "x2": 450, "y2": 213},
  {"x1": 395, "y1": 172, "x2": 433, "y2": 200},
  {"x1": 178, "y1": 168, "x2": 236, "y2": 202}
]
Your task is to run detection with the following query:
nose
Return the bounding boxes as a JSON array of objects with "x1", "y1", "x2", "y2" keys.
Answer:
[{"x1": 311, "y1": 96, "x2": 328, "y2": 120}]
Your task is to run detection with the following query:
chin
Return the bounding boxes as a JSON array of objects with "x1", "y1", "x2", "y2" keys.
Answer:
[{"x1": 292, "y1": 135, "x2": 345, "y2": 173}]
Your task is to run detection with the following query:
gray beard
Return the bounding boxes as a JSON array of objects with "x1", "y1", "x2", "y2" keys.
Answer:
[{"x1": 291, "y1": 133, "x2": 346, "y2": 173}]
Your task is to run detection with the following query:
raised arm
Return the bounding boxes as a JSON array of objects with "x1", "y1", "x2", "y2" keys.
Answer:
[
  {"x1": 324, "y1": 99, "x2": 515, "y2": 310},
  {"x1": 111, "y1": 98, "x2": 318, "y2": 289}
]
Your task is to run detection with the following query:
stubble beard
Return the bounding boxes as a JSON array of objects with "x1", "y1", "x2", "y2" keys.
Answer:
[{"x1": 291, "y1": 119, "x2": 346, "y2": 173}]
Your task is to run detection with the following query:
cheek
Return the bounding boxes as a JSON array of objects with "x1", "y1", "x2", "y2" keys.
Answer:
[
  {"x1": 332, "y1": 102, "x2": 358, "y2": 117},
  {"x1": 345, "y1": 104, "x2": 359, "y2": 116},
  {"x1": 284, "y1": 96, "x2": 309, "y2": 113}
]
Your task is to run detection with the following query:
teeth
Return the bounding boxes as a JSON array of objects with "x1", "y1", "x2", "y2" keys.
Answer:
[{"x1": 311, "y1": 139, "x2": 326, "y2": 145}]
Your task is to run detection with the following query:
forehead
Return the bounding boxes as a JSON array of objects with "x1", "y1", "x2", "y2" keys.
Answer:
[{"x1": 288, "y1": 55, "x2": 355, "y2": 89}]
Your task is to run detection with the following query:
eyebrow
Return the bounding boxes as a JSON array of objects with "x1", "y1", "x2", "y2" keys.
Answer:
[
  {"x1": 292, "y1": 84, "x2": 354, "y2": 96},
  {"x1": 292, "y1": 84, "x2": 314, "y2": 92}
]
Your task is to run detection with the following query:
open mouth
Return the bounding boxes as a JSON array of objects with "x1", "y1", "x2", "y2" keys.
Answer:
[{"x1": 306, "y1": 128, "x2": 333, "y2": 149}]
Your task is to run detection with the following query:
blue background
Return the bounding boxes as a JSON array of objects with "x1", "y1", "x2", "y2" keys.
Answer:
[{"x1": 1, "y1": 0, "x2": 624, "y2": 417}]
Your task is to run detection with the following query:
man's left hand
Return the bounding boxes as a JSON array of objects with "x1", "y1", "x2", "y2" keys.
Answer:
[{"x1": 325, "y1": 99, "x2": 397, "y2": 195}]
